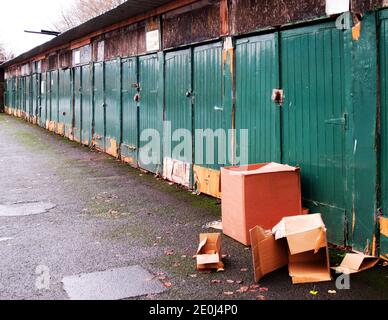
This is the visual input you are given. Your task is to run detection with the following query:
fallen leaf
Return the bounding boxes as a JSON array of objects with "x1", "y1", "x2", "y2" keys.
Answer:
[
  {"x1": 259, "y1": 287, "x2": 269, "y2": 292},
  {"x1": 328, "y1": 290, "x2": 337, "y2": 294},
  {"x1": 240, "y1": 268, "x2": 248, "y2": 272},
  {"x1": 211, "y1": 280, "x2": 221, "y2": 284},
  {"x1": 217, "y1": 268, "x2": 225, "y2": 273},
  {"x1": 236, "y1": 286, "x2": 249, "y2": 293},
  {"x1": 164, "y1": 282, "x2": 173, "y2": 288},
  {"x1": 223, "y1": 292, "x2": 234, "y2": 296},
  {"x1": 226, "y1": 280, "x2": 235, "y2": 284},
  {"x1": 156, "y1": 272, "x2": 165, "y2": 276},
  {"x1": 181, "y1": 255, "x2": 187, "y2": 259},
  {"x1": 189, "y1": 274, "x2": 197, "y2": 278},
  {"x1": 383, "y1": 261, "x2": 388, "y2": 267},
  {"x1": 158, "y1": 276, "x2": 167, "y2": 281},
  {"x1": 236, "y1": 280, "x2": 244, "y2": 285},
  {"x1": 164, "y1": 249, "x2": 174, "y2": 256},
  {"x1": 172, "y1": 262, "x2": 180, "y2": 267},
  {"x1": 310, "y1": 290, "x2": 318, "y2": 296},
  {"x1": 250, "y1": 284, "x2": 260, "y2": 289}
]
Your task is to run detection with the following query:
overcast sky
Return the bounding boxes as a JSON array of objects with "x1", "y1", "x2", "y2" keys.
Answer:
[{"x1": 0, "y1": 0, "x2": 74, "y2": 56}]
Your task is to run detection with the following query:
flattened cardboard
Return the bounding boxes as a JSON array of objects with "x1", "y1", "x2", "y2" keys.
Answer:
[
  {"x1": 196, "y1": 233, "x2": 224, "y2": 270},
  {"x1": 250, "y1": 226, "x2": 288, "y2": 282},
  {"x1": 333, "y1": 253, "x2": 380, "y2": 274}
]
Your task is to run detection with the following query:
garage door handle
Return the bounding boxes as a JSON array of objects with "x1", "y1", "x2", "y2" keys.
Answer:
[
  {"x1": 325, "y1": 113, "x2": 347, "y2": 128},
  {"x1": 214, "y1": 106, "x2": 224, "y2": 112}
]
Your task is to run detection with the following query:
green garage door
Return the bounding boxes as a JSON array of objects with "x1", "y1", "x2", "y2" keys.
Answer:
[
  {"x1": 281, "y1": 23, "x2": 347, "y2": 244},
  {"x1": 93, "y1": 62, "x2": 105, "y2": 151},
  {"x1": 81, "y1": 65, "x2": 92, "y2": 146},
  {"x1": 379, "y1": 10, "x2": 388, "y2": 260},
  {"x1": 235, "y1": 34, "x2": 280, "y2": 165},
  {"x1": 58, "y1": 69, "x2": 72, "y2": 136},
  {"x1": 104, "y1": 59, "x2": 121, "y2": 157},
  {"x1": 50, "y1": 71, "x2": 59, "y2": 127},
  {"x1": 164, "y1": 49, "x2": 193, "y2": 187},
  {"x1": 121, "y1": 57, "x2": 139, "y2": 166},
  {"x1": 138, "y1": 54, "x2": 162, "y2": 174},
  {"x1": 73, "y1": 67, "x2": 82, "y2": 142},
  {"x1": 39, "y1": 73, "x2": 47, "y2": 128}
]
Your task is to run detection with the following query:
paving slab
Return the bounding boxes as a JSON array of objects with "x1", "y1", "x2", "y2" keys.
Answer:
[{"x1": 62, "y1": 266, "x2": 166, "y2": 300}]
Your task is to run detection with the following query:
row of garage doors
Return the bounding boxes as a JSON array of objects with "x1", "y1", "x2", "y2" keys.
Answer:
[{"x1": 4, "y1": 16, "x2": 385, "y2": 255}]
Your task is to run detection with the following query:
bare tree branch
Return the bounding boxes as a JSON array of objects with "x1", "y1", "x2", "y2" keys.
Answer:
[
  {"x1": 0, "y1": 43, "x2": 14, "y2": 62},
  {"x1": 53, "y1": 0, "x2": 127, "y2": 32}
]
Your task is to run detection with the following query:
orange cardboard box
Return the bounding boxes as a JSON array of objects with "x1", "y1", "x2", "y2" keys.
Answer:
[
  {"x1": 272, "y1": 214, "x2": 332, "y2": 284},
  {"x1": 221, "y1": 163, "x2": 303, "y2": 245},
  {"x1": 250, "y1": 214, "x2": 332, "y2": 284},
  {"x1": 196, "y1": 233, "x2": 224, "y2": 270}
]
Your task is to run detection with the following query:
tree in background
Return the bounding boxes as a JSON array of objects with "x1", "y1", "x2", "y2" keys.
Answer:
[
  {"x1": 54, "y1": 0, "x2": 127, "y2": 32},
  {"x1": 0, "y1": 44, "x2": 14, "y2": 62}
]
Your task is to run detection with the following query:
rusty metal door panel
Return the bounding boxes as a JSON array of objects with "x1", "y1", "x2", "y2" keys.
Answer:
[
  {"x1": 58, "y1": 69, "x2": 72, "y2": 136},
  {"x1": 281, "y1": 24, "x2": 347, "y2": 244},
  {"x1": 81, "y1": 65, "x2": 92, "y2": 146},
  {"x1": 39, "y1": 73, "x2": 47, "y2": 128},
  {"x1": 104, "y1": 59, "x2": 121, "y2": 157},
  {"x1": 121, "y1": 57, "x2": 139, "y2": 166},
  {"x1": 73, "y1": 67, "x2": 82, "y2": 142},
  {"x1": 93, "y1": 62, "x2": 105, "y2": 151},
  {"x1": 164, "y1": 49, "x2": 193, "y2": 187},
  {"x1": 235, "y1": 34, "x2": 280, "y2": 165},
  {"x1": 138, "y1": 54, "x2": 162, "y2": 174}
]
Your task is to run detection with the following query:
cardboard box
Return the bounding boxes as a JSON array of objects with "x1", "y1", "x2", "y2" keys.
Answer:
[
  {"x1": 333, "y1": 253, "x2": 380, "y2": 274},
  {"x1": 272, "y1": 214, "x2": 332, "y2": 284},
  {"x1": 196, "y1": 233, "x2": 224, "y2": 270},
  {"x1": 221, "y1": 163, "x2": 303, "y2": 245},
  {"x1": 250, "y1": 226, "x2": 288, "y2": 282},
  {"x1": 249, "y1": 214, "x2": 332, "y2": 284}
]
